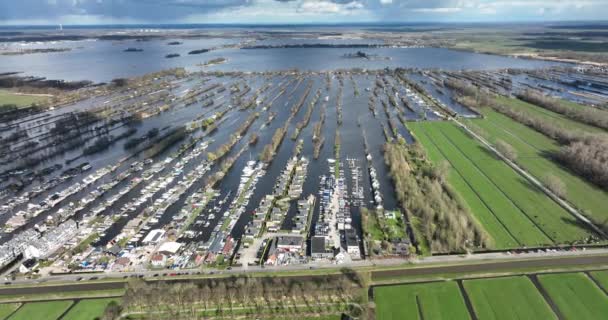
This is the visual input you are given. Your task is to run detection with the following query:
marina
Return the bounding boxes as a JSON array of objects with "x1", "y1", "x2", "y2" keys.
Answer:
[{"x1": 1, "y1": 39, "x2": 607, "y2": 277}]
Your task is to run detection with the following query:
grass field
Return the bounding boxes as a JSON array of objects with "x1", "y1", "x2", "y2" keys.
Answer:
[
  {"x1": 0, "y1": 288, "x2": 125, "y2": 303},
  {"x1": 61, "y1": 298, "x2": 118, "y2": 320},
  {"x1": 589, "y1": 270, "x2": 608, "y2": 292},
  {"x1": 538, "y1": 272, "x2": 608, "y2": 320},
  {"x1": 463, "y1": 276, "x2": 557, "y2": 320},
  {"x1": 0, "y1": 304, "x2": 20, "y2": 320},
  {"x1": 0, "y1": 90, "x2": 47, "y2": 108},
  {"x1": 409, "y1": 121, "x2": 595, "y2": 248},
  {"x1": 410, "y1": 121, "x2": 520, "y2": 249},
  {"x1": 495, "y1": 96, "x2": 605, "y2": 134},
  {"x1": 7, "y1": 300, "x2": 72, "y2": 320},
  {"x1": 374, "y1": 281, "x2": 471, "y2": 320},
  {"x1": 465, "y1": 107, "x2": 608, "y2": 228}
]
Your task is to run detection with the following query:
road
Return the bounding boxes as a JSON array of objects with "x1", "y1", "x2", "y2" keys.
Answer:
[{"x1": 2, "y1": 249, "x2": 608, "y2": 297}]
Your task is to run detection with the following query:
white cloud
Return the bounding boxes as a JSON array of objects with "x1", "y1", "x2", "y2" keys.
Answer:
[{"x1": 411, "y1": 7, "x2": 462, "y2": 13}]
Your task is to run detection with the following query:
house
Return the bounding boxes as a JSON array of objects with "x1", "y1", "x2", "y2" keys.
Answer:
[
  {"x1": 150, "y1": 253, "x2": 166, "y2": 267},
  {"x1": 157, "y1": 241, "x2": 181, "y2": 255},
  {"x1": 142, "y1": 229, "x2": 165, "y2": 245},
  {"x1": 105, "y1": 245, "x2": 122, "y2": 256},
  {"x1": 276, "y1": 236, "x2": 303, "y2": 251},
  {"x1": 345, "y1": 229, "x2": 361, "y2": 259},
  {"x1": 310, "y1": 236, "x2": 333, "y2": 260},
  {"x1": 112, "y1": 257, "x2": 131, "y2": 271}
]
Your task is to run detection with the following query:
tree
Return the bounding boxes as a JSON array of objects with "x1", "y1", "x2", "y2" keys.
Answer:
[
  {"x1": 495, "y1": 139, "x2": 517, "y2": 161},
  {"x1": 543, "y1": 174, "x2": 567, "y2": 198},
  {"x1": 102, "y1": 301, "x2": 123, "y2": 320}
]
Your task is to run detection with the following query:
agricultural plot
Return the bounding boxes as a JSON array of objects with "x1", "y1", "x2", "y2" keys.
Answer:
[
  {"x1": 7, "y1": 300, "x2": 72, "y2": 320},
  {"x1": 439, "y1": 122, "x2": 594, "y2": 243},
  {"x1": 0, "y1": 303, "x2": 20, "y2": 320},
  {"x1": 62, "y1": 298, "x2": 119, "y2": 320},
  {"x1": 409, "y1": 122, "x2": 519, "y2": 249},
  {"x1": 494, "y1": 96, "x2": 605, "y2": 134},
  {"x1": 589, "y1": 270, "x2": 608, "y2": 292},
  {"x1": 409, "y1": 121, "x2": 596, "y2": 248},
  {"x1": 538, "y1": 273, "x2": 608, "y2": 320},
  {"x1": 374, "y1": 281, "x2": 471, "y2": 320},
  {"x1": 465, "y1": 109, "x2": 608, "y2": 230},
  {"x1": 463, "y1": 276, "x2": 557, "y2": 320}
]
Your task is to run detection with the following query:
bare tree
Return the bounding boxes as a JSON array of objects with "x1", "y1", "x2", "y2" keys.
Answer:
[
  {"x1": 543, "y1": 174, "x2": 567, "y2": 198},
  {"x1": 495, "y1": 139, "x2": 517, "y2": 161}
]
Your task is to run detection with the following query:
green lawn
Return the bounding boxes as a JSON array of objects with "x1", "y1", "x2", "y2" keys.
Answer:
[
  {"x1": 0, "y1": 90, "x2": 47, "y2": 108},
  {"x1": 61, "y1": 298, "x2": 118, "y2": 320},
  {"x1": 589, "y1": 270, "x2": 608, "y2": 292},
  {"x1": 0, "y1": 304, "x2": 20, "y2": 320},
  {"x1": 463, "y1": 276, "x2": 556, "y2": 320},
  {"x1": 374, "y1": 281, "x2": 471, "y2": 320},
  {"x1": 465, "y1": 109, "x2": 608, "y2": 230},
  {"x1": 7, "y1": 301, "x2": 73, "y2": 320},
  {"x1": 538, "y1": 272, "x2": 608, "y2": 320},
  {"x1": 409, "y1": 121, "x2": 594, "y2": 247}
]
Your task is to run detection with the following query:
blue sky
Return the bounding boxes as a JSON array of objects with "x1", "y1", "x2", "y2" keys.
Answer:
[{"x1": 0, "y1": 0, "x2": 606, "y2": 25}]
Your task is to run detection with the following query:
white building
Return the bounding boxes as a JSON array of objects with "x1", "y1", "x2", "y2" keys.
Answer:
[{"x1": 142, "y1": 229, "x2": 165, "y2": 245}]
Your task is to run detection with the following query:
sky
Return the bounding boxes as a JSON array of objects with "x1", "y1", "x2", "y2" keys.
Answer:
[{"x1": 0, "y1": 0, "x2": 607, "y2": 25}]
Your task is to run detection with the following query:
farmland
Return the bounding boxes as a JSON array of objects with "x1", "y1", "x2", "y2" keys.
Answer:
[
  {"x1": 374, "y1": 271, "x2": 608, "y2": 320},
  {"x1": 0, "y1": 304, "x2": 19, "y2": 320},
  {"x1": 538, "y1": 273, "x2": 608, "y2": 320},
  {"x1": 374, "y1": 281, "x2": 470, "y2": 320},
  {"x1": 61, "y1": 298, "x2": 119, "y2": 320},
  {"x1": 408, "y1": 121, "x2": 597, "y2": 249},
  {"x1": 463, "y1": 106, "x2": 608, "y2": 228},
  {"x1": 589, "y1": 270, "x2": 608, "y2": 292},
  {"x1": 493, "y1": 96, "x2": 605, "y2": 135},
  {"x1": 463, "y1": 276, "x2": 556, "y2": 320},
  {"x1": 7, "y1": 300, "x2": 73, "y2": 320}
]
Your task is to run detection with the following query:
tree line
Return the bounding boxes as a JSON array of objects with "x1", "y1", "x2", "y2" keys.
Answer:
[
  {"x1": 104, "y1": 271, "x2": 366, "y2": 320},
  {"x1": 449, "y1": 78, "x2": 608, "y2": 192},
  {"x1": 516, "y1": 89, "x2": 608, "y2": 131},
  {"x1": 384, "y1": 142, "x2": 490, "y2": 253}
]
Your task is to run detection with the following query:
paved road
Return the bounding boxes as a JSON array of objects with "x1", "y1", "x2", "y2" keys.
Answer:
[
  {"x1": 373, "y1": 253, "x2": 608, "y2": 280},
  {"x1": 2, "y1": 251, "x2": 608, "y2": 297}
]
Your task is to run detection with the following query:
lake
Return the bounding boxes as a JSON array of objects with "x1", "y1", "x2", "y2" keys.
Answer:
[{"x1": 0, "y1": 37, "x2": 565, "y2": 82}]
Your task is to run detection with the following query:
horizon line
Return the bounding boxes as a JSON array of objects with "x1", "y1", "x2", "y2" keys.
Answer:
[{"x1": 1, "y1": 20, "x2": 608, "y2": 28}]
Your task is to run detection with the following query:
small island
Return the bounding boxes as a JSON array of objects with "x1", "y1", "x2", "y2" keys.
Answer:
[
  {"x1": 0, "y1": 48, "x2": 72, "y2": 56},
  {"x1": 188, "y1": 49, "x2": 210, "y2": 55},
  {"x1": 343, "y1": 50, "x2": 391, "y2": 60},
  {"x1": 197, "y1": 57, "x2": 227, "y2": 67},
  {"x1": 165, "y1": 53, "x2": 180, "y2": 59},
  {"x1": 167, "y1": 41, "x2": 183, "y2": 45},
  {"x1": 124, "y1": 48, "x2": 144, "y2": 52}
]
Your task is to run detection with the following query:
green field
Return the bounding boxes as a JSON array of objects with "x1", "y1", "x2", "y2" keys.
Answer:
[
  {"x1": 463, "y1": 276, "x2": 556, "y2": 320},
  {"x1": 62, "y1": 298, "x2": 118, "y2": 320},
  {"x1": 589, "y1": 270, "x2": 608, "y2": 292},
  {"x1": 465, "y1": 108, "x2": 608, "y2": 228},
  {"x1": 0, "y1": 304, "x2": 20, "y2": 320},
  {"x1": 409, "y1": 121, "x2": 594, "y2": 248},
  {"x1": 494, "y1": 96, "x2": 606, "y2": 135},
  {"x1": 7, "y1": 300, "x2": 72, "y2": 320},
  {"x1": 374, "y1": 281, "x2": 471, "y2": 320},
  {"x1": 0, "y1": 90, "x2": 47, "y2": 108},
  {"x1": 538, "y1": 272, "x2": 608, "y2": 320}
]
